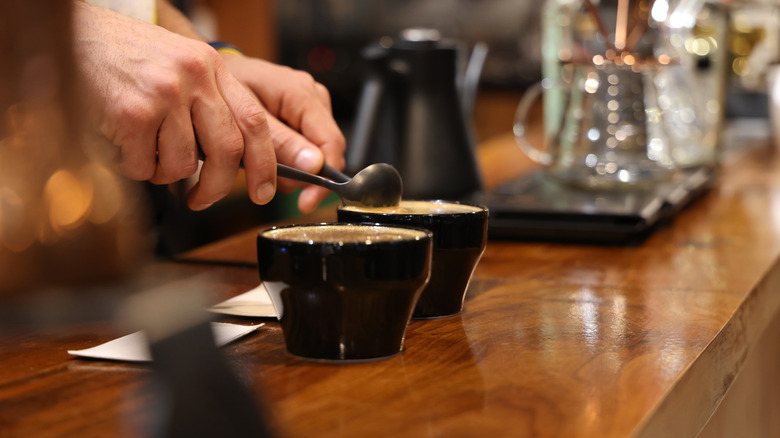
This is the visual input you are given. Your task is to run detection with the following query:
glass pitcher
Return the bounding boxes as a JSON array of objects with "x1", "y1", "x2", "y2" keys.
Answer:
[{"x1": 515, "y1": 0, "x2": 723, "y2": 190}]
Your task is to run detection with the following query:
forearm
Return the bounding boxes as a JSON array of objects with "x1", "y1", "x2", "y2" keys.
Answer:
[{"x1": 155, "y1": 0, "x2": 204, "y2": 41}]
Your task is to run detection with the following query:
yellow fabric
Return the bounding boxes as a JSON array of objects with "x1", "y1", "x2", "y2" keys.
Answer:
[{"x1": 214, "y1": 47, "x2": 244, "y2": 57}]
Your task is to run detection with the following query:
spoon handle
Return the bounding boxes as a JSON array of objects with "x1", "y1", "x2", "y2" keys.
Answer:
[
  {"x1": 318, "y1": 164, "x2": 351, "y2": 183},
  {"x1": 276, "y1": 163, "x2": 340, "y2": 190},
  {"x1": 196, "y1": 142, "x2": 348, "y2": 187}
]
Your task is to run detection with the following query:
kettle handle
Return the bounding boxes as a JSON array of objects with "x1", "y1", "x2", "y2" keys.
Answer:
[
  {"x1": 461, "y1": 42, "x2": 489, "y2": 124},
  {"x1": 513, "y1": 81, "x2": 554, "y2": 166},
  {"x1": 346, "y1": 74, "x2": 385, "y2": 172}
]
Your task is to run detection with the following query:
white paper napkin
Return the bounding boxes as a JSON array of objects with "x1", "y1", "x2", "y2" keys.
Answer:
[
  {"x1": 68, "y1": 322, "x2": 264, "y2": 362},
  {"x1": 208, "y1": 283, "x2": 277, "y2": 318}
]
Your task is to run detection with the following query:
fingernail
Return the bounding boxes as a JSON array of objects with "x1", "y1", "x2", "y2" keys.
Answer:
[
  {"x1": 256, "y1": 182, "x2": 275, "y2": 204},
  {"x1": 294, "y1": 148, "x2": 322, "y2": 172}
]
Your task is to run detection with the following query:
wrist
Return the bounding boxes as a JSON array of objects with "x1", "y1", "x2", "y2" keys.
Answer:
[{"x1": 207, "y1": 41, "x2": 244, "y2": 57}]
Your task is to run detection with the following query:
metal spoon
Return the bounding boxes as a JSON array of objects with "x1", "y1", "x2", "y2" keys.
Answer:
[
  {"x1": 277, "y1": 162, "x2": 403, "y2": 208},
  {"x1": 197, "y1": 145, "x2": 402, "y2": 207}
]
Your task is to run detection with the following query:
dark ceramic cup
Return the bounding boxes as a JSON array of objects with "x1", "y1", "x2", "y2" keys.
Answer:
[
  {"x1": 257, "y1": 223, "x2": 432, "y2": 362},
  {"x1": 337, "y1": 200, "x2": 488, "y2": 319}
]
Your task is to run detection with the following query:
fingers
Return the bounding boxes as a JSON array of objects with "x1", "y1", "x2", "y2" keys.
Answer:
[
  {"x1": 118, "y1": 141, "x2": 157, "y2": 182},
  {"x1": 273, "y1": 77, "x2": 346, "y2": 171},
  {"x1": 313, "y1": 82, "x2": 332, "y2": 110},
  {"x1": 114, "y1": 101, "x2": 160, "y2": 182},
  {"x1": 264, "y1": 113, "x2": 339, "y2": 213},
  {"x1": 298, "y1": 185, "x2": 333, "y2": 215},
  {"x1": 265, "y1": 115, "x2": 341, "y2": 214},
  {"x1": 149, "y1": 105, "x2": 198, "y2": 185},
  {"x1": 269, "y1": 116, "x2": 323, "y2": 173},
  {"x1": 215, "y1": 67, "x2": 276, "y2": 207},
  {"x1": 268, "y1": 115, "x2": 325, "y2": 193},
  {"x1": 230, "y1": 59, "x2": 346, "y2": 171},
  {"x1": 295, "y1": 103, "x2": 347, "y2": 171},
  {"x1": 73, "y1": 6, "x2": 279, "y2": 211},
  {"x1": 186, "y1": 96, "x2": 242, "y2": 210}
]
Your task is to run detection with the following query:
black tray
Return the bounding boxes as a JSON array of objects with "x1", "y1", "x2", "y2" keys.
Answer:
[{"x1": 471, "y1": 168, "x2": 715, "y2": 245}]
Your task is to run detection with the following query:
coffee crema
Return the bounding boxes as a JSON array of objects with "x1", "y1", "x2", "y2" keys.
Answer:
[
  {"x1": 261, "y1": 224, "x2": 428, "y2": 243},
  {"x1": 340, "y1": 200, "x2": 482, "y2": 215},
  {"x1": 337, "y1": 199, "x2": 489, "y2": 319}
]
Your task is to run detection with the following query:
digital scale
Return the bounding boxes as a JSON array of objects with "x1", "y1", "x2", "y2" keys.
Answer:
[{"x1": 472, "y1": 168, "x2": 715, "y2": 245}]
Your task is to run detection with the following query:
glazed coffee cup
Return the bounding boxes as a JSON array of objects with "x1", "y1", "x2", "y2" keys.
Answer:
[
  {"x1": 338, "y1": 200, "x2": 488, "y2": 319},
  {"x1": 257, "y1": 223, "x2": 432, "y2": 362}
]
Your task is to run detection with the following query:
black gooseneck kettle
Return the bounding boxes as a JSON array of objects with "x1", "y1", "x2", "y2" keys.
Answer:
[{"x1": 347, "y1": 28, "x2": 487, "y2": 200}]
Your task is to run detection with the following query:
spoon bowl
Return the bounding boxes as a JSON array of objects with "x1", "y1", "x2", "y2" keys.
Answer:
[
  {"x1": 277, "y1": 162, "x2": 403, "y2": 208},
  {"x1": 341, "y1": 163, "x2": 403, "y2": 207}
]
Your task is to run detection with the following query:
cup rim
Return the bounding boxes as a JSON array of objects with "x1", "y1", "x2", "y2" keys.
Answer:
[
  {"x1": 257, "y1": 222, "x2": 433, "y2": 247},
  {"x1": 336, "y1": 200, "x2": 488, "y2": 218}
]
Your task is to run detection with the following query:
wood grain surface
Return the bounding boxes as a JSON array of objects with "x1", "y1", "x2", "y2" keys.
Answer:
[{"x1": 2, "y1": 132, "x2": 780, "y2": 437}]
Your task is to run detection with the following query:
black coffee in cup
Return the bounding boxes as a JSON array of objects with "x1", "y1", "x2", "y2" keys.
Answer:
[
  {"x1": 338, "y1": 200, "x2": 488, "y2": 318},
  {"x1": 257, "y1": 223, "x2": 432, "y2": 361}
]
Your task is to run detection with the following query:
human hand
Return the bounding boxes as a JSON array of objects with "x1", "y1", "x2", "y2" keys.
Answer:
[
  {"x1": 220, "y1": 54, "x2": 346, "y2": 214},
  {"x1": 72, "y1": 2, "x2": 277, "y2": 211}
]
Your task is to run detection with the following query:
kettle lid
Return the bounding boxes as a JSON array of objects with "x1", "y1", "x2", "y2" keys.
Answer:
[
  {"x1": 400, "y1": 28, "x2": 441, "y2": 43},
  {"x1": 391, "y1": 27, "x2": 460, "y2": 51}
]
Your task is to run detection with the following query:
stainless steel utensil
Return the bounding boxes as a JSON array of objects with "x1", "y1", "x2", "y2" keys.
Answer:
[
  {"x1": 277, "y1": 162, "x2": 403, "y2": 208},
  {"x1": 196, "y1": 143, "x2": 402, "y2": 207}
]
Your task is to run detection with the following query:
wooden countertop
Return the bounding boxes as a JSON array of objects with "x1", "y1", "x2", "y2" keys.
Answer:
[{"x1": 2, "y1": 130, "x2": 780, "y2": 438}]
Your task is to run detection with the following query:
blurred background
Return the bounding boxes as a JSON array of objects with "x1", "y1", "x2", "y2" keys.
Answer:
[
  {"x1": 178, "y1": 0, "x2": 542, "y2": 127},
  {"x1": 3, "y1": 0, "x2": 780, "y2": 306},
  {"x1": 148, "y1": 0, "x2": 780, "y2": 254},
  {"x1": 11, "y1": 0, "x2": 779, "y2": 257},
  {"x1": 161, "y1": 0, "x2": 543, "y2": 255}
]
